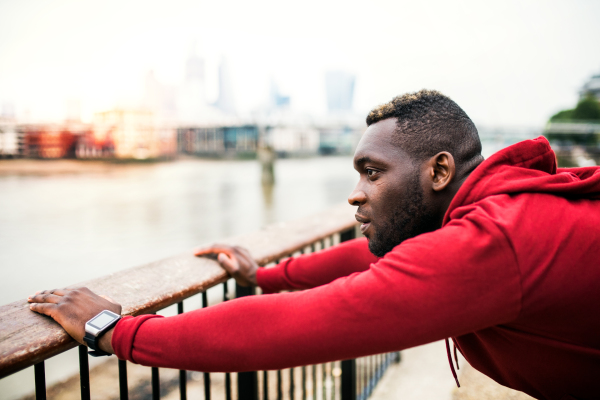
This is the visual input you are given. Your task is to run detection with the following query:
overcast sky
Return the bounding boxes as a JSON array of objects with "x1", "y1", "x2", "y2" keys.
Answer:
[{"x1": 0, "y1": 0, "x2": 599, "y2": 128}]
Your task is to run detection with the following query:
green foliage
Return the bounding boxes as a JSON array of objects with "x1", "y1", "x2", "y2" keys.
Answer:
[
  {"x1": 549, "y1": 95, "x2": 600, "y2": 122},
  {"x1": 571, "y1": 95, "x2": 600, "y2": 121},
  {"x1": 550, "y1": 109, "x2": 574, "y2": 121}
]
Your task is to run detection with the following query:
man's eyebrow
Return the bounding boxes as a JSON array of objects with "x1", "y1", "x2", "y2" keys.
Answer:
[
  {"x1": 355, "y1": 156, "x2": 374, "y2": 167},
  {"x1": 354, "y1": 156, "x2": 372, "y2": 165}
]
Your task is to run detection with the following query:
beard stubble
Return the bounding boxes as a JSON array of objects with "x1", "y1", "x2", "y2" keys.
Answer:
[{"x1": 367, "y1": 173, "x2": 439, "y2": 257}]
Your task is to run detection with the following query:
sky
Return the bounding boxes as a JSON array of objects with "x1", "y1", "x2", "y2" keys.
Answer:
[{"x1": 0, "y1": 0, "x2": 599, "y2": 129}]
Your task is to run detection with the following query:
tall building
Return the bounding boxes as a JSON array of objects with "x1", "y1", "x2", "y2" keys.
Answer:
[
  {"x1": 269, "y1": 79, "x2": 290, "y2": 110},
  {"x1": 325, "y1": 71, "x2": 355, "y2": 113},
  {"x1": 179, "y1": 47, "x2": 208, "y2": 124},
  {"x1": 215, "y1": 58, "x2": 236, "y2": 115}
]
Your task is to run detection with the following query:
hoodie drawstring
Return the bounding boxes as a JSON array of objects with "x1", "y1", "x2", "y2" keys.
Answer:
[
  {"x1": 454, "y1": 343, "x2": 460, "y2": 370},
  {"x1": 445, "y1": 338, "x2": 460, "y2": 387}
]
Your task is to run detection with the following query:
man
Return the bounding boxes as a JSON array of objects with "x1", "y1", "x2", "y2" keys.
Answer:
[{"x1": 29, "y1": 90, "x2": 600, "y2": 400}]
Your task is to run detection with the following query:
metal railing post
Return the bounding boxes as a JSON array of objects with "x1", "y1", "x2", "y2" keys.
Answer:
[
  {"x1": 34, "y1": 361, "x2": 46, "y2": 400},
  {"x1": 119, "y1": 359, "x2": 129, "y2": 400},
  {"x1": 236, "y1": 283, "x2": 259, "y2": 400},
  {"x1": 78, "y1": 345, "x2": 91, "y2": 400},
  {"x1": 177, "y1": 301, "x2": 187, "y2": 400},
  {"x1": 340, "y1": 228, "x2": 356, "y2": 243},
  {"x1": 340, "y1": 227, "x2": 357, "y2": 400},
  {"x1": 224, "y1": 283, "x2": 232, "y2": 400},
  {"x1": 202, "y1": 292, "x2": 211, "y2": 400},
  {"x1": 151, "y1": 367, "x2": 160, "y2": 400},
  {"x1": 341, "y1": 360, "x2": 356, "y2": 400}
]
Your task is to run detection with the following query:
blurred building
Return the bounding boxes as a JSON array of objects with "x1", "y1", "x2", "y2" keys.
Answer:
[
  {"x1": 265, "y1": 125, "x2": 319, "y2": 156},
  {"x1": 76, "y1": 127, "x2": 114, "y2": 159},
  {"x1": 269, "y1": 79, "x2": 291, "y2": 110},
  {"x1": 580, "y1": 73, "x2": 600, "y2": 101},
  {"x1": 178, "y1": 49, "x2": 209, "y2": 124},
  {"x1": 214, "y1": 58, "x2": 236, "y2": 115},
  {"x1": 318, "y1": 125, "x2": 362, "y2": 155},
  {"x1": 0, "y1": 126, "x2": 21, "y2": 158},
  {"x1": 93, "y1": 109, "x2": 175, "y2": 159},
  {"x1": 20, "y1": 123, "x2": 89, "y2": 159},
  {"x1": 177, "y1": 125, "x2": 258, "y2": 156},
  {"x1": 0, "y1": 109, "x2": 23, "y2": 158},
  {"x1": 325, "y1": 71, "x2": 355, "y2": 113}
]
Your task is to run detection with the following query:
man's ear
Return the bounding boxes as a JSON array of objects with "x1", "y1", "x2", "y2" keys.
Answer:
[{"x1": 428, "y1": 152, "x2": 455, "y2": 192}]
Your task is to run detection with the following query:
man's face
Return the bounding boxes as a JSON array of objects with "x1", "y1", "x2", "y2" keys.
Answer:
[{"x1": 349, "y1": 118, "x2": 438, "y2": 257}]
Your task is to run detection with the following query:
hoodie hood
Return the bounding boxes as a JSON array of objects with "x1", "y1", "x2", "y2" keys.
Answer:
[{"x1": 444, "y1": 136, "x2": 600, "y2": 226}]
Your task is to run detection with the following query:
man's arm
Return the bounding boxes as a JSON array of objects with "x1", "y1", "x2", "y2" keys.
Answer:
[
  {"x1": 111, "y1": 214, "x2": 520, "y2": 371},
  {"x1": 29, "y1": 212, "x2": 521, "y2": 370},
  {"x1": 257, "y1": 238, "x2": 378, "y2": 293},
  {"x1": 196, "y1": 238, "x2": 378, "y2": 293}
]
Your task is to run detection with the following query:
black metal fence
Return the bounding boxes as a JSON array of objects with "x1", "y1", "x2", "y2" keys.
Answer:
[{"x1": 19, "y1": 227, "x2": 400, "y2": 400}]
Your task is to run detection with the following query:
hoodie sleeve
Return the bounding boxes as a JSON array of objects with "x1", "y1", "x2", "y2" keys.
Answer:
[
  {"x1": 112, "y1": 209, "x2": 521, "y2": 372},
  {"x1": 256, "y1": 238, "x2": 378, "y2": 293}
]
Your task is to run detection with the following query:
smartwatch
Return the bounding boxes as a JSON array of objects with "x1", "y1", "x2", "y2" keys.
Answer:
[{"x1": 83, "y1": 310, "x2": 122, "y2": 357}]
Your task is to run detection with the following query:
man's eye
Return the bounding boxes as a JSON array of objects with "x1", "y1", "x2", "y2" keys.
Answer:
[{"x1": 366, "y1": 169, "x2": 377, "y2": 178}]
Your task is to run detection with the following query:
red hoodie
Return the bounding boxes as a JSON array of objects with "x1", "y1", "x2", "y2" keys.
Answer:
[{"x1": 112, "y1": 137, "x2": 600, "y2": 400}]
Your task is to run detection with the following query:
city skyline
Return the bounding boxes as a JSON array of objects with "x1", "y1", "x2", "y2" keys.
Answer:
[{"x1": 0, "y1": 0, "x2": 599, "y2": 128}]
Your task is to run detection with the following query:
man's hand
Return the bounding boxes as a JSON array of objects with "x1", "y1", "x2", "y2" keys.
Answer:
[
  {"x1": 28, "y1": 287, "x2": 122, "y2": 352},
  {"x1": 195, "y1": 244, "x2": 258, "y2": 287}
]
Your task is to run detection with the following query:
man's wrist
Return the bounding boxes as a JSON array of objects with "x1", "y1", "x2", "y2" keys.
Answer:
[
  {"x1": 84, "y1": 310, "x2": 120, "y2": 355},
  {"x1": 97, "y1": 327, "x2": 115, "y2": 355}
]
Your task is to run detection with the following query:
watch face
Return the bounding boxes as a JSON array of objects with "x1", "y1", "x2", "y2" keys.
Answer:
[{"x1": 89, "y1": 311, "x2": 118, "y2": 330}]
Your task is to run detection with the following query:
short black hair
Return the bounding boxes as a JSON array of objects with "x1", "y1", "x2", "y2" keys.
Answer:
[{"x1": 366, "y1": 90, "x2": 483, "y2": 174}]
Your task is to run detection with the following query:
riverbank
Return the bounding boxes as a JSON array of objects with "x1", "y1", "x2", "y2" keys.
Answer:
[{"x1": 0, "y1": 159, "x2": 161, "y2": 176}]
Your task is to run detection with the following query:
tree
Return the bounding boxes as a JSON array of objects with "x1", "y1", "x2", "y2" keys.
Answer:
[
  {"x1": 550, "y1": 109, "x2": 574, "y2": 121},
  {"x1": 571, "y1": 95, "x2": 600, "y2": 121},
  {"x1": 549, "y1": 95, "x2": 600, "y2": 122}
]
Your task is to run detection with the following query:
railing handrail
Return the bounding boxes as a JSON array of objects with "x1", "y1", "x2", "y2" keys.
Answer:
[{"x1": 0, "y1": 203, "x2": 357, "y2": 379}]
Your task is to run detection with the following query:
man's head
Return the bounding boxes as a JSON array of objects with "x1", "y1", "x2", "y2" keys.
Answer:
[{"x1": 349, "y1": 90, "x2": 484, "y2": 257}]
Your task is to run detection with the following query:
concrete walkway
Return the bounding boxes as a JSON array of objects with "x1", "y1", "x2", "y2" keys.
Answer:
[
  {"x1": 370, "y1": 341, "x2": 457, "y2": 400},
  {"x1": 371, "y1": 341, "x2": 534, "y2": 400}
]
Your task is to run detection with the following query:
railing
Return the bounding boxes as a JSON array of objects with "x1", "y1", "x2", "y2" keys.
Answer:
[{"x1": 0, "y1": 203, "x2": 400, "y2": 400}]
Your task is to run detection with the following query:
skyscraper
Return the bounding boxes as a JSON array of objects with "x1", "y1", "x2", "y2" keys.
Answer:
[
  {"x1": 215, "y1": 58, "x2": 236, "y2": 115},
  {"x1": 269, "y1": 78, "x2": 290, "y2": 110},
  {"x1": 325, "y1": 71, "x2": 355, "y2": 113},
  {"x1": 178, "y1": 44, "x2": 208, "y2": 124}
]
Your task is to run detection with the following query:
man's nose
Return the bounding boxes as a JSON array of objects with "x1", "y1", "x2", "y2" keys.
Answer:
[{"x1": 348, "y1": 185, "x2": 367, "y2": 206}]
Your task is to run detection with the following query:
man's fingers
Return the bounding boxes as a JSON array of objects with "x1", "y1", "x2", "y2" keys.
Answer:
[
  {"x1": 29, "y1": 302, "x2": 58, "y2": 316},
  {"x1": 28, "y1": 293, "x2": 63, "y2": 304},
  {"x1": 35, "y1": 288, "x2": 69, "y2": 296},
  {"x1": 239, "y1": 247, "x2": 253, "y2": 258},
  {"x1": 195, "y1": 246, "x2": 235, "y2": 257},
  {"x1": 218, "y1": 253, "x2": 240, "y2": 274}
]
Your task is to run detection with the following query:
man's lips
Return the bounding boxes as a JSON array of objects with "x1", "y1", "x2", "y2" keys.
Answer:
[
  {"x1": 355, "y1": 214, "x2": 371, "y2": 234},
  {"x1": 360, "y1": 222, "x2": 371, "y2": 234}
]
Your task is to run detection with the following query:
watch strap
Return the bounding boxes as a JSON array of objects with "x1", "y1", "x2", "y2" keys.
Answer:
[
  {"x1": 84, "y1": 314, "x2": 121, "y2": 357},
  {"x1": 84, "y1": 331, "x2": 112, "y2": 357}
]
